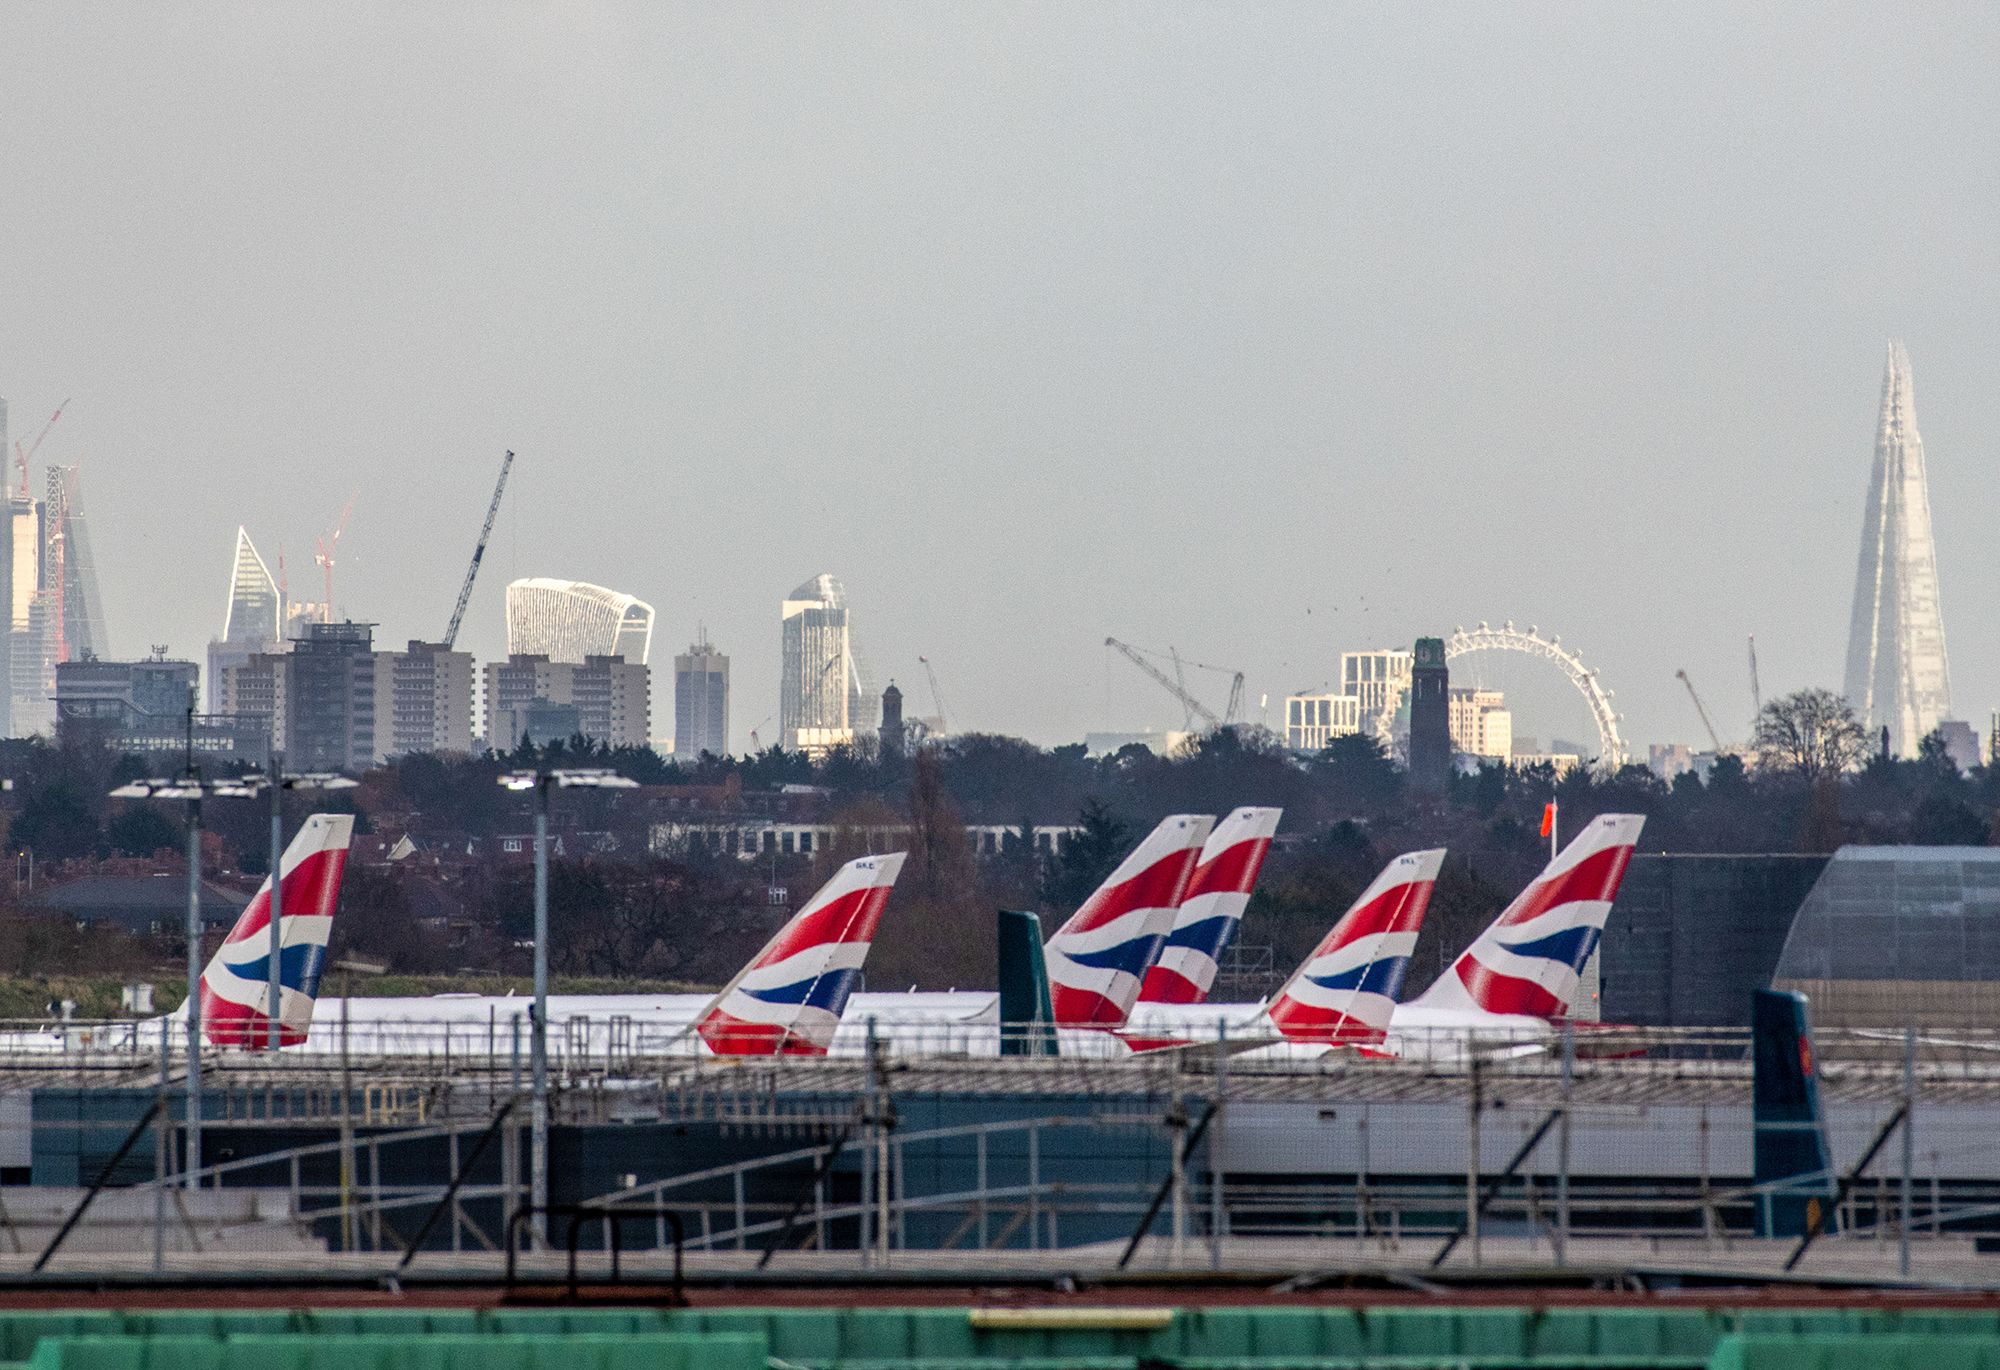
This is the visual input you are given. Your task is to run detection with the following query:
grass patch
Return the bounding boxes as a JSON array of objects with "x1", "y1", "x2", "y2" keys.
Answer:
[{"x1": 0, "y1": 971, "x2": 715, "y2": 1020}]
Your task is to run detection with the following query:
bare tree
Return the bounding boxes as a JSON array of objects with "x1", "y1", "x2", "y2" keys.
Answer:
[{"x1": 1754, "y1": 688, "x2": 1869, "y2": 783}]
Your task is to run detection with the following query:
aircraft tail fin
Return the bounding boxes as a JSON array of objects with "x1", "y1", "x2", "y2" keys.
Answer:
[
  {"x1": 198, "y1": 813, "x2": 354, "y2": 1049},
  {"x1": 1139, "y1": 805, "x2": 1281, "y2": 1005},
  {"x1": 997, "y1": 909, "x2": 1058, "y2": 1056},
  {"x1": 696, "y1": 852, "x2": 906, "y2": 1055},
  {"x1": 1752, "y1": 987, "x2": 1838, "y2": 1238},
  {"x1": 1044, "y1": 814, "x2": 1212, "y2": 1026},
  {"x1": 1409, "y1": 813, "x2": 1644, "y2": 1020},
  {"x1": 1266, "y1": 848, "x2": 1442, "y2": 1047}
]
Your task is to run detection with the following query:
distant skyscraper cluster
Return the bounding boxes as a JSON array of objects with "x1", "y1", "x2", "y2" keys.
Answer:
[
  {"x1": 0, "y1": 419, "x2": 109, "y2": 736},
  {"x1": 1284, "y1": 645, "x2": 1512, "y2": 768},
  {"x1": 13, "y1": 336, "x2": 1989, "y2": 776},
  {"x1": 1842, "y1": 343, "x2": 1956, "y2": 759},
  {"x1": 780, "y1": 573, "x2": 876, "y2": 757}
]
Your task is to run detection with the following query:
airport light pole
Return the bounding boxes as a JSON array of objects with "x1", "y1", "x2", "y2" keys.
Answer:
[
  {"x1": 109, "y1": 771, "x2": 261, "y2": 1184},
  {"x1": 498, "y1": 766, "x2": 637, "y2": 1243},
  {"x1": 248, "y1": 757, "x2": 357, "y2": 1051}
]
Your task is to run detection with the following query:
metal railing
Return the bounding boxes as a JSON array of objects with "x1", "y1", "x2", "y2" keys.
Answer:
[
  {"x1": 502, "y1": 1204, "x2": 685, "y2": 1302},
  {"x1": 0, "y1": 1015, "x2": 1986, "y2": 1283}
]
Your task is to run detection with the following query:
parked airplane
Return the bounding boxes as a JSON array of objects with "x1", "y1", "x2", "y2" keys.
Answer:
[
  {"x1": 200, "y1": 813, "x2": 354, "y2": 1047},
  {"x1": 1111, "y1": 847, "x2": 1444, "y2": 1053},
  {"x1": 294, "y1": 850, "x2": 909, "y2": 1057},
  {"x1": 694, "y1": 852, "x2": 907, "y2": 1055},
  {"x1": 46, "y1": 807, "x2": 1637, "y2": 1068},
  {"x1": 1383, "y1": 813, "x2": 1645, "y2": 1056},
  {"x1": 172, "y1": 812, "x2": 1213, "y2": 1061},
  {"x1": 292, "y1": 814, "x2": 1214, "y2": 1060},
  {"x1": 1135, "y1": 806, "x2": 1282, "y2": 1007},
  {"x1": 1065, "y1": 814, "x2": 1643, "y2": 1060},
  {"x1": 1043, "y1": 814, "x2": 1214, "y2": 1026}
]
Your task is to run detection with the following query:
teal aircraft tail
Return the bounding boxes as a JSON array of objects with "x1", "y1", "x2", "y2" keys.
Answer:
[
  {"x1": 1752, "y1": 988, "x2": 1837, "y2": 1237},
  {"x1": 997, "y1": 909, "x2": 1058, "y2": 1057}
]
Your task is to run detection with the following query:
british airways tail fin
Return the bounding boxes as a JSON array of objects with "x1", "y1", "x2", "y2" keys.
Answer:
[
  {"x1": 1266, "y1": 848, "x2": 1443, "y2": 1047},
  {"x1": 696, "y1": 852, "x2": 906, "y2": 1056},
  {"x1": 1409, "y1": 814, "x2": 1644, "y2": 1020},
  {"x1": 1045, "y1": 814, "x2": 1212, "y2": 1026},
  {"x1": 1139, "y1": 806, "x2": 1280, "y2": 1006},
  {"x1": 198, "y1": 813, "x2": 354, "y2": 1048}
]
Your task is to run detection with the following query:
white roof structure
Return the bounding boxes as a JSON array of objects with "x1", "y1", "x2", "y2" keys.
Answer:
[{"x1": 505, "y1": 578, "x2": 654, "y2": 665}]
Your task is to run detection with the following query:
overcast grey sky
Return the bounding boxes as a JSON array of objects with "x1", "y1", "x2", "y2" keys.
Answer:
[{"x1": 3, "y1": 4, "x2": 1996, "y2": 753}]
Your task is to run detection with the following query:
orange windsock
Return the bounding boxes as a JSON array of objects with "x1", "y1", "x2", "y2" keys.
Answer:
[{"x1": 1539, "y1": 801, "x2": 1556, "y2": 839}]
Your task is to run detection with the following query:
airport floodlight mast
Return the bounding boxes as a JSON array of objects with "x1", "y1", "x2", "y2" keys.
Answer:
[
  {"x1": 1103, "y1": 637, "x2": 1247, "y2": 732},
  {"x1": 108, "y1": 769, "x2": 264, "y2": 1185},
  {"x1": 497, "y1": 766, "x2": 638, "y2": 1246},
  {"x1": 246, "y1": 759, "x2": 357, "y2": 1051},
  {"x1": 1443, "y1": 622, "x2": 1627, "y2": 771},
  {"x1": 443, "y1": 450, "x2": 514, "y2": 650}
]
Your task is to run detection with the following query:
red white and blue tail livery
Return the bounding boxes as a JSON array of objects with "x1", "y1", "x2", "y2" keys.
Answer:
[
  {"x1": 696, "y1": 852, "x2": 906, "y2": 1056},
  {"x1": 198, "y1": 813, "x2": 354, "y2": 1048},
  {"x1": 1266, "y1": 848, "x2": 1443, "y2": 1047},
  {"x1": 1139, "y1": 806, "x2": 1281, "y2": 1007},
  {"x1": 1405, "y1": 813, "x2": 1643, "y2": 1022},
  {"x1": 1046, "y1": 815, "x2": 1212, "y2": 1026}
]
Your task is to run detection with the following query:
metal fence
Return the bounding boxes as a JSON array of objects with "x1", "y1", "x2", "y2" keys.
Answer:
[{"x1": 0, "y1": 1015, "x2": 1994, "y2": 1284}]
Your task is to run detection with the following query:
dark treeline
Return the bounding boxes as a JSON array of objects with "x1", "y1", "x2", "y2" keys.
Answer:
[{"x1": 1, "y1": 689, "x2": 1993, "y2": 994}]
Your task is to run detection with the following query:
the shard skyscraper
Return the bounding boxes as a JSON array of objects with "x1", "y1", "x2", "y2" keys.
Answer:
[{"x1": 1842, "y1": 342, "x2": 1952, "y2": 758}]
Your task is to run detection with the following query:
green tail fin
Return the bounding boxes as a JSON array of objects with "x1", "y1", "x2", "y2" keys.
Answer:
[{"x1": 997, "y1": 909, "x2": 1058, "y2": 1057}]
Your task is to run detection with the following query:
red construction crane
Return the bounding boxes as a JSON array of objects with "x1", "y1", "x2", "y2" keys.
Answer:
[
  {"x1": 313, "y1": 495, "x2": 356, "y2": 623},
  {"x1": 12, "y1": 397, "x2": 69, "y2": 499}
]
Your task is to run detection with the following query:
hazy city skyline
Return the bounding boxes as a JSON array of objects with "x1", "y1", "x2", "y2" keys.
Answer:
[{"x1": 4, "y1": 6, "x2": 1997, "y2": 753}]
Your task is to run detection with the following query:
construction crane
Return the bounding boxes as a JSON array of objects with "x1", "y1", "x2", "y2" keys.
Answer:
[
  {"x1": 13, "y1": 397, "x2": 69, "y2": 499},
  {"x1": 1747, "y1": 634, "x2": 1763, "y2": 720},
  {"x1": 1168, "y1": 648, "x2": 1194, "y2": 730},
  {"x1": 313, "y1": 495, "x2": 356, "y2": 624},
  {"x1": 918, "y1": 655, "x2": 949, "y2": 734},
  {"x1": 443, "y1": 450, "x2": 514, "y2": 649},
  {"x1": 1105, "y1": 638, "x2": 1245, "y2": 732},
  {"x1": 1675, "y1": 669, "x2": 1725, "y2": 756}
]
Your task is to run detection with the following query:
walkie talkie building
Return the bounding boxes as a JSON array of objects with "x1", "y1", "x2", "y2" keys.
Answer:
[{"x1": 505, "y1": 579, "x2": 654, "y2": 665}]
